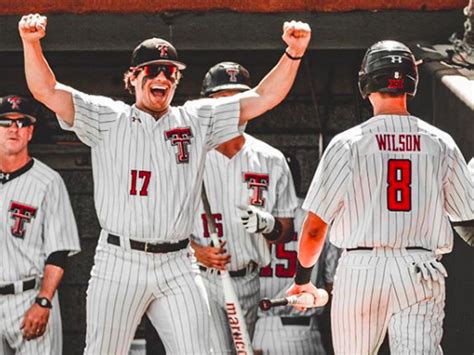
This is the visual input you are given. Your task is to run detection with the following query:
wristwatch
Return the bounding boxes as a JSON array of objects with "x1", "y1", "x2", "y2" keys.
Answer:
[{"x1": 35, "y1": 297, "x2": 52, "y2": 309}]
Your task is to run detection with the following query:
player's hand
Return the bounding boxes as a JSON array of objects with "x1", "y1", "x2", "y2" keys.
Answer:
[
  {"x1": 286, "y1": 281, "x2": 319, "y2": 311},
  {"x1": 410, "y1": 258, "x2": 448, "y2": 290},
  {"x1": 21, "y1": 303, "x2": 50, "y2": 340},
  {"x1": 191, "y1": 240, "x2": 231, "y2": 271},
  {"x1": 19, "y1": 14, "x2": 47, "y2": 42},
  {"x1": 238, "y1": 205, "x2": 275, "y2": 234},
  {"x1": 282, "y1": 20, "x2": 311, "y2": 58}
]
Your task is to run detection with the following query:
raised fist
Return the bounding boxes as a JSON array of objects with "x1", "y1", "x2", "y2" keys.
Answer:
[
  {"x1": 19, "y1": 14, "x2": 47, "y2": 42},
  {"x1": 282, "y1": 20, "x2": 311, "y2": 58}
]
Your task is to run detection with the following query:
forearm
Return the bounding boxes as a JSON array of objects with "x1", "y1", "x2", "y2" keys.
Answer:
[
  {"x1": 22, "y1": 40, "x2": 58, "y2": 101},
  {"x1": 37, "y1": 264, "x2": 65, "y2": 301},
  {"x1": 238, "y1": 54, "x2": 302, "y2": 123},
  {"x1": 263, "y1": 217, "x2": 294, "y2": 244},
  {"x1": 298, "y1": 223, "x2": 327, "y2": 267}
]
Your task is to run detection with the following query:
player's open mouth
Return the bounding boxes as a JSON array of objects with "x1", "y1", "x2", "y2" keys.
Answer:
[{"x1": 150, "y1": 85, "x2": 167, "y2": 97}]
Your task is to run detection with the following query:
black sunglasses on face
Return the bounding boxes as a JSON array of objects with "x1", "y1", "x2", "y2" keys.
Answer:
[
  {"x1": 135, "y1": 64, "x2": 179, "y2": 81},
  {"x1": 0, "y1": 117, "x2": 34, "y2": 128}
]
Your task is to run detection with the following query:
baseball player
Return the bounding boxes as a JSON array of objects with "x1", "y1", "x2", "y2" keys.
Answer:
[
  {"x1": 253, "y1": 153, "x2": 341, "y2": 355},
  {"x1": 191, "y1": 62, "x2": 298, "y2": 353},
  {"x1": 19, "y1": 13, "x2": 311, "y2": 354},
  {"x1": 0, "y1": 95, "x2": 80, "y2": 354},
  {"x1": 287, "y1": 40, "x2": 474, "y2": 354}
]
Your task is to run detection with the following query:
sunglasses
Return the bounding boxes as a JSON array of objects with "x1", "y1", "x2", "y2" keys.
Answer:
[
  {"x1": 0, "y1": 117, "x2": 34, "y2": 128},
  {"x1": 135, "y1": 64, "x2": 179, "y2": 81}
]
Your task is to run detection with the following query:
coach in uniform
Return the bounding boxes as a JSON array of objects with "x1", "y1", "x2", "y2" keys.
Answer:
[
  {"x1": 19, "y1": 13, "x2": 311, "y2": 354},
  {"x1": 0, "y1": 96, "x2": 80, "y2": 354},
  {"x1": 288, "y1": 40, "x2": 474, "y2": 354},
  {"x1": 191, "y1": 62, "x2": 298, "y2": 353}
]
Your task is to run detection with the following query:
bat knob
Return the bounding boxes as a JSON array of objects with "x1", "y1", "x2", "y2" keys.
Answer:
[{"x1": 259, "y1": 298, "x2": 272, "y2": 311}]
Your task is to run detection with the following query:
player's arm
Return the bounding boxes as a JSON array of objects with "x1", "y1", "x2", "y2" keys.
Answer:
[
  {"x1": 285, "y1": 212, "x2": 328, "y2": 303},
  {"x1": 19, "y1": 14, "x2": 75, "y2": 125},
  {"x1": 237, "y1": 21, "x2": 311, "y2": 125},
  {"x1": 21, "y1": 252, "x2": 68, "y2": 340}
]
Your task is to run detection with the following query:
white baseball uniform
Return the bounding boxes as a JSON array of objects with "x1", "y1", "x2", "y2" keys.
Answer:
[
  {"x1": 253, "y1": 198, "x2": 341, "y2": 355},
  {"x1": 303, "y1": 114, "x2": 474, "y2": 354},
  {"x1": 57, "y1": 88, "x2": 243, "y2": 354},
  {"x1": 0, "y1": 159, "x2": 80, "y2": 355},
  {"x1": 191, "y1": 134, "x2": 298, "y2": 353}
]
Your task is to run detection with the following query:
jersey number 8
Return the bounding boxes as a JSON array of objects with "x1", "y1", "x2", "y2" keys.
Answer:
[{"x1": 387, "y1": 159, "x2": 412, "y2": 211}]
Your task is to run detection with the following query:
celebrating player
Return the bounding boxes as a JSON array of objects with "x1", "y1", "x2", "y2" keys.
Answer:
[
  {"x1": 19, "y1": 13, "x2": 311, "y2": 354},
  {"x1": 190, "y1": 61, "x2": 298, "y2": 353},
  {"x1": 0, "y1": 95, "x2": 80, "y2": 354},
  {"x1": 253, "y1": 153, "x2": 340, "y2": 355},
  {"x1": 287, "y1": 40, "x2": 474, "y2": 354}
]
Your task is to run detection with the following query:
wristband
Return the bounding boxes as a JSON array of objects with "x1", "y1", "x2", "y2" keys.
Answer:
[
  {"x1": 285, "y1": 50, "x2": 303, "y2": 61},
  {"x1": 294, "y1": 260, "x2": 314, "y2": 285},
  {"x1": 263, "y1": 219, "x2": 282, "y2": 242}
]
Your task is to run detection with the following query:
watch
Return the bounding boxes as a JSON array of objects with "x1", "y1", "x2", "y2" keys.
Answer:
[{"x1": 35, "y1": 297, "x2": 52, "y2": 309}]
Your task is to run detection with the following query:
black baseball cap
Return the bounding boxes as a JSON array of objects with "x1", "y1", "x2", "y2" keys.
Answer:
[
  {"x1": 0, "y1": 95, "x2": 37, "y2": 123},
  {"x1": 131, "y1": 38, "x2": 186, "y2": 70},
  {"x1": 201, "y1": 62, "x2": 251, "y2": 97}
]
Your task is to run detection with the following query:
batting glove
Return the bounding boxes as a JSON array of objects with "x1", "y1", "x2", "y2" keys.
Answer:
[
  {"x1": 238, "y1": 205, "x2": 275, "y2": 234},
  {"x1": 410, "y1": 258, "x2": 448, "y2": 290}
]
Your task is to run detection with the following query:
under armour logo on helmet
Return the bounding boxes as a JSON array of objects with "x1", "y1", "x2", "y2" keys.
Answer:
[
  {"x1": 226, "y1": 68, "x2": 239, "y2": 82},
  {"x1": 157, "y1": 45, "x2": 168, "y2": 58},
  {"x1": 7, "y1": 97, "x2": 21, "y2": 110},
  {"x1": 390, "y1": 56, "x2": 403, "y2": 63}
]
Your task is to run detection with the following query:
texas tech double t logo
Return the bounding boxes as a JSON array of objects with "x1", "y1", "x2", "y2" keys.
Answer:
[
  {"x1": 165, "y1": 127, "x2": 193, "y2": 163},
  {"x1": 9, "y1": 201, "x2": 37, "y2": 238},
  {"x1": 243, "y1": 173, "x2": 269, "y2": 207}
]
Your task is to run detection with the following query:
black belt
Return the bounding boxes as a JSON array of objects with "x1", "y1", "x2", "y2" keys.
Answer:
[
  {"x1": 346, "y1": 246, "x2": 431, "y2": 252},
  {"x1": 199, "y1": 262, "x2": 257, "y2": 277},
  {"x1": 281, "y1": 316, "x2": 311, "y2": 326},
  {"x1": 108, "y1": 234, "x2": 189, "y2": 253},
  {"x1": 0, "y1": 279, "x2": 36, "y2": 295}
]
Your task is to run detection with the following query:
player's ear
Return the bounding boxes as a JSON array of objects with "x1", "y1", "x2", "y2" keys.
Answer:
[{"x1": 27, "y1": 125, "x2": 34, "y2": 142}]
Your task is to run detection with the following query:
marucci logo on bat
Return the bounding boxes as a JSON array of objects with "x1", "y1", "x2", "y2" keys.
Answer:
[{"x1": 225, "y1": 303, "x2": 248, "y2": 354}]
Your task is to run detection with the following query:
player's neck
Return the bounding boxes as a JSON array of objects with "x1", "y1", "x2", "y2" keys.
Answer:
[
  {"x1": 216, "y1": 135, "x2": 246, "y2": 159},
  {"x1": 136, "y1": 103, "x2": 170, "y2": 121},
  {"x1": 370, "y1": 93, "x2": 410, "y2": 116},
  {"x1": 0, "y1": 152, "x2": 31, "y2": 173}
]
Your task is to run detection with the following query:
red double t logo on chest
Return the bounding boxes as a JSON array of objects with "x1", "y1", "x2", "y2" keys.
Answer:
[
  {"x1": 9, "y1": 201, "x2": 37, "y2": 238},
  {"x1": 165, "y1": 127, "x2": 193, "y2": 163},
  {"x1": 243, "y1": 172, "x2": 269, "y2": 207}
]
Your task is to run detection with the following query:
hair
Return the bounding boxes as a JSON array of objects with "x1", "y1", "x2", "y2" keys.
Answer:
[{"x1": 123, "y1": 69, "x2": 136, "y2": 95}]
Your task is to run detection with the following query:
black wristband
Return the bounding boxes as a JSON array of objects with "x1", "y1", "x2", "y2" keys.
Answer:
[
  {"x1": 294, "y1": 260, "x2": 314, "y2": 285},
  {"x1": 285, "y1": 50, "x2": 303, "y2": 61},
  {"x1": 263, "y1": 219, "x2": 282, "y2": 242}
]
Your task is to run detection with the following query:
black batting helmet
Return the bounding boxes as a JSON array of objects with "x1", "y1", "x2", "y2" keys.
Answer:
[
  {"x1": 201, "y1": 62, "x2": 251, "y2": 97},
  {"x1": 358, "y1": 40, "x2": 418, "y2": 99}
]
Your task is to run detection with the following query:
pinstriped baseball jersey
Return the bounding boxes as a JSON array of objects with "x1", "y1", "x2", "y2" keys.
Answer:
[
  {"x1": 0, "y1": 159, "x2": 80, "y2": 282},
  {"x1": 258, "y1": 199, "x2": 340, "y2": 318},
  {"x1": 0, "y1": 158, "x2": 79, "y2": 355},
  {"x1": 58, "y1": 89, "x2": 241, "y2": 242},
  {"x1": 303, "y1": 115, "x2": 474, "y2": 253},
  {"x1": 191, "y1": 134, "x2": 298, "y2": 270}
]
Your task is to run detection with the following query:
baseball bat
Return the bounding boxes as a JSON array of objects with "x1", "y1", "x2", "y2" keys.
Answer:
[
  {"x1": 201, "y1": 184, "x2": 254, "y2": 355},
  {"x1": 259, "y1": 289, "x2": 329, "y2": 311}
]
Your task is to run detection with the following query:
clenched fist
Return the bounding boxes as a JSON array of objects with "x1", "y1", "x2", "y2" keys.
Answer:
[
  {"x1": 282, "y1": 20, "x2": 311, "y2": 58},
  {"x1": 19, "y1": 14, "x2": 47, "y2": 42}
]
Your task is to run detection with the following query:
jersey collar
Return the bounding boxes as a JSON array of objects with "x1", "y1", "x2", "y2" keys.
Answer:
[{"x1": 0, "y1": 159, "x2": 34, "y2": 184}]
